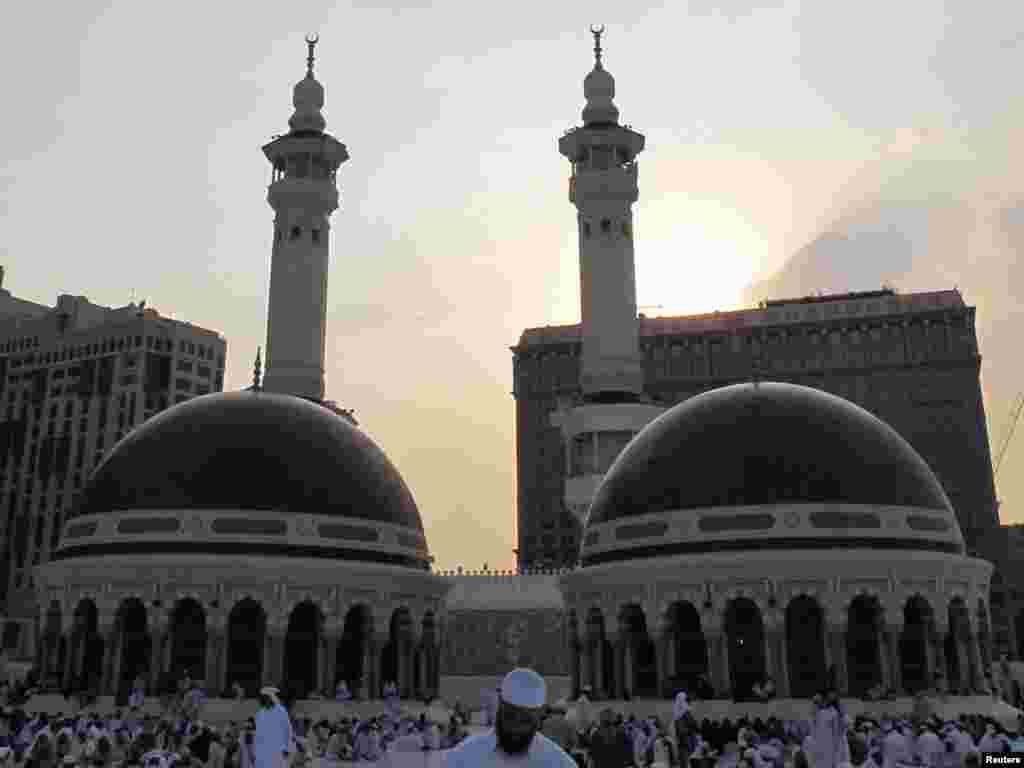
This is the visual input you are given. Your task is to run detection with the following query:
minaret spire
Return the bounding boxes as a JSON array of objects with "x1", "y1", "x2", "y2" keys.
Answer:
[
  {"x1": 305, "y1": 33, "x2": 318, "y2": 76},
  {"x1": 591, "y1": 24, "x2": 604, "y2": 67},
  {"x1": 253, "y1": 347, "x2": 263, "y2": 390}
]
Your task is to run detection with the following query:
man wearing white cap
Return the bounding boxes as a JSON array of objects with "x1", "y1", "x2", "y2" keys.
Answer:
[
  {"x1": 446, "y1": 668, "x2": 577, "y2": 767},
  {"x1": 255, "y1": 687, "x2": 292, "y2": 768}
]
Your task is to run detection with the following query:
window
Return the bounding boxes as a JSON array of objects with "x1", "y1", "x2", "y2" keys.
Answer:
[
  {"x1": 312, "y1": 229, "x2": 320, "y2": 243},
  {"x1": 176, "y1": 378, "x2": 192, "y2": 392},
  {"x1": 177, "y1": 359, "x2": 193, "y2": 372},
  {"x1": 290, "y1": 226, "x2": 301, "y2": 241},
  {"x1": 197, "y1": 365, "x2": 211, "y2": 378}
]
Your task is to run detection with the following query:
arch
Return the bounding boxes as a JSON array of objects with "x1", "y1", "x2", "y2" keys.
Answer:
[
  {"x1": 338, "y1": 605, "x2": 370, "y2": 697},
  {"x1": 226, "y1": 599, "x2": 266, "y2": 698},
  {"x1": 666, "y1": 601, "x2": 707, "y2": 694},
  {"x1": 170, "y1": 598, "x2": 207, "y2": 682},
  {"x1": 901, "y1": 595, "x2": 935, "y2": 694},
  {"x1": 71, "y1": 598, "x2": 103, "y2": 692},
  {"x1": 724, "y1": 597, "x2": 765, "y2": 701},
  {"x1": 116, "y1": 598, "x2": 149, "y2": 701},
  {"x1": 417, "y1": 610, "x2": 440, "y2": 699},
  {"x1": 786, "y1": 595, "x2": 826, "y2": 697},
  {"x1": 284, "y1": 601, "x2": 323, "y2": 699},
  {"x1": 619, "y1": 603, "x2": 656, "y2": 698},
  {"x1": 382, "y1": 607, "x2": 414, "y2": 698},
  {"x1": 846, "y1": 594, "x2": 883, "y2": 698}
]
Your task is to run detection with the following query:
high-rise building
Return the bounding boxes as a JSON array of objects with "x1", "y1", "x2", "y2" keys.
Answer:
[
  {"x1": 513, "y1": 287, "x2": 998, "y2": 570},
  {"x1": 0, "y1": 274, "x2": 225, "y2": 654}
]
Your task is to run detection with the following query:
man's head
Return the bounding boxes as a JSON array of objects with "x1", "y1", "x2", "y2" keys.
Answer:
[
  {"x1": 495, "y1": 668, "x2": 546, "y2": 756},
  {"x1": 258, "y1": 688, "x2": 279, "y2": 710}
]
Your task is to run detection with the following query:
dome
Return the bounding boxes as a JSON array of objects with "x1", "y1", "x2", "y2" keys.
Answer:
[
  {"x1": 289, "y1": 74, "x2": 326, "y2": 133},
  {"x1": 582, "y1": 64, "x2": 619, "y2": 126},
  {"x1": 58, "y1": 391, "x2": 428, "y2": 567},
  {"x1": 582, "y1": 382, "x2": 964, "y2": 565}
]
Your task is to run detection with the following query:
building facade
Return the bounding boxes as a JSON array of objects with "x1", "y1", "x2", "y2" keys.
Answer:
[
  {"x1": 0, "y1": 277, "x2": 226, "y2": 653},
  {"x1": 513, "y1": 288, "x2": 997, "y2": 571}
]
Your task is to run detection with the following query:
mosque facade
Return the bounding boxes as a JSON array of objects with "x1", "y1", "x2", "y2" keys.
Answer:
[{"x1": 22, "y1": 31, "x2": 1018, "y2": 708}]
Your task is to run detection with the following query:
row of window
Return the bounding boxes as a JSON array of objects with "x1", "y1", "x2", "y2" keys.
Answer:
[
  {"x1": 4, "y1": 335, "x2": 224, "y2": 369},
  {"x1": 275, "y1": 227, "x2": 322, "y2": 243}
]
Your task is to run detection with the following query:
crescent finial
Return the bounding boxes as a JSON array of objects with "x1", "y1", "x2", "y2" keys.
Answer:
[
  {"x1": 590, "y1": 25, "x2": 605, "y2": 66},
  {"x1": 305, "y1": 34, "x2": 319, "y2": 75}
]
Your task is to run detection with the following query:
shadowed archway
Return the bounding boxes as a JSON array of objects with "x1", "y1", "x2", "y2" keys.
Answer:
[
  {"x1": 725, "y1": 597, "x2": 765, "y2": 701},
  {"x1": 786, "y1": 595, "x2": 826, "y2": 698},
  {"x1": 901, "y1": 595, "x2": 935, "y2": 694},
  {"x1": 116, "y1": 598, "x2": 150, "y2": 702},
  {"x1": 227, "y1": 599, "x2": 265, "y2": 697},
  {"x1": 338, "y1": 605, "x2": 370, "y2": 697},
  {"x1": 667, "y1": 601, "x2": 708, "y2": 695},
  {"x1": 170, "y1": 598, "x2": 206, "y2": 681},
  {"x1": 846, "y1": 594, "x2": 884, "y2": 698},
  {"x1": 284, "y1": 601, "x2": 323, "y2": 699}
]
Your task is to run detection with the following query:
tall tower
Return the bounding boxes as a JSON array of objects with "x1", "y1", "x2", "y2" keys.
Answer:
[
  {"x1": 559, "y1": 27, "x2": 645, "y2": 397},
  {"x1": 261, "y1": 36, "x2": 348, "y2": 401},
  {"x1": 550, "y1": 28, "x2": 664, "y2": 539}
]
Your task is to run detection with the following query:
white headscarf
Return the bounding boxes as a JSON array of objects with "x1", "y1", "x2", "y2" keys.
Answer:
[{"x1": 260, "y1": 687, "x2": 282, "y2": 707}]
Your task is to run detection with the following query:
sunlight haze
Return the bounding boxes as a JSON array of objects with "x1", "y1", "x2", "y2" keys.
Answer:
[{"x1": 3, "y1": 0, "x2": 1024, "y2": 572}]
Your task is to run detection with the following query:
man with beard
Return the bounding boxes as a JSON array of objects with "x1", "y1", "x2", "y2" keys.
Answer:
[{"x1": 446, "y1": 668, "x2": 576, "y2": 767}]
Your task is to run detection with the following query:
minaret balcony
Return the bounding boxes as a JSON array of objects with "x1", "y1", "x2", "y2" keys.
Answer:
[{"x1": 559, "y1": 124, "x2": 644, "y2": 162}]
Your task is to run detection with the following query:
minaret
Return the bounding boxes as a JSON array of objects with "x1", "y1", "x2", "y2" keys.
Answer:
[
  {"x1": 551, "y1": 28, "x2": 665, "y2": 537},
  {"x1": 559, "y1": 26, "x2": 645, "y2": 398},
  {"x1": 261, "y1": 36, "x2": 349, "y2": 401}
]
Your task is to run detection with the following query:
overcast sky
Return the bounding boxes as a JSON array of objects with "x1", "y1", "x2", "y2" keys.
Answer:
[{"x1": 2, "y1": 0, "x2": 1023, "y2": 571}]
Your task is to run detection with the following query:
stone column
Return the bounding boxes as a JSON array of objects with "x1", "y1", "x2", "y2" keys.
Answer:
[
  {"x1": 764, "y1": 626, "x2": 780, "y2": 684},
  {"x1": 416, "y1": 645, "x2": 427, "y2": 697},
  {"x1": 107, "y1": 628, "x2": 123, "y2": 697},
  {"x1": 62, "y1": 632, "x2": 76, "y2": 690},
  {"x1": 886, "y1": 626, "x2": 903, "y2": 695},
  {"x1": 569, "y1": 629, "x2": 581, "y2": 697},
  {"x1": 263, "y1": 625, "x2": 285, "y2": 685},
  {"x1": 100, "y1": 621, "x2": 117, "y2": 696},
  {"x1": 149, "y1": 625, "x2": 165, "y2": 692},
  {"x1": 324, "y1": 629, "x2": 339, "y2": 693},
  {"x1": 594, "y1": 634, "x2": 607, "y2": 699},
  {"x1": 968, "y1": 630, "x2": 986, "y2": 693},
  {"x1": 956, "y1": 632, "x2": 971, "y2": 694},
  {"x1": 205, "y1": 625, "x2": 223, "y2": 693},
  {"x1": 651, "y1": 626, "x2": 667, "y2": 698},
  {"x1": 360, "y1": 630, "x2": 375, "y2": 699},
  {"x1": 774, "y1": 628, "x2": 790, "y2": 698},
  {"x1": 579, "y1": 628, "x2": 592, "y2": 693},
  {"x1": 829, "y1": 627, "x2": 848, "y2": 695},
  {"x1": 706, "y1": 631, "x2": 727, "y2": 697},
  {"x1": 932, "y1": 626, "x2": 946, "y2": 692}
]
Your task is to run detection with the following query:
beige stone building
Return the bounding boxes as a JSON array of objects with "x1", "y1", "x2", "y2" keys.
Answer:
[{"x1": 0, "y1": 272, "x2": 225, "y2": 655}]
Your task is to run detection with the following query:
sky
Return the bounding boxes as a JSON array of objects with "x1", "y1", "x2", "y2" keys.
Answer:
[{"x1": 2, "y1": 0, "x2": 1024, "y2": 572}]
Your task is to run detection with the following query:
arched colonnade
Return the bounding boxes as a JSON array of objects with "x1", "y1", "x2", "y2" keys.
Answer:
[
  {"x1": 568, "y1": 591, "x2": 994, "y2": 700},
  {"x1": 37, "y1": 595, "x2": 442, "y2": 701}
]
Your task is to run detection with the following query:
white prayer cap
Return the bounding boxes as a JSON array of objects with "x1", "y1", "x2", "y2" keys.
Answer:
[{"x1": 499, "y1": 668, "x2": 546, "y2": 709}]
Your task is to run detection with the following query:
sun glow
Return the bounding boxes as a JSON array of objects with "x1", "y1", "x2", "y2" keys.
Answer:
[{"x1": 635, "y1": 207, "x2": 767, "y2": 317}]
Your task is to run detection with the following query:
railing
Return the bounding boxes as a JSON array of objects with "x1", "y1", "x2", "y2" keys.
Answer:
[{"x1": 430, "y1": 565, "x2": 581, "y2": 577}]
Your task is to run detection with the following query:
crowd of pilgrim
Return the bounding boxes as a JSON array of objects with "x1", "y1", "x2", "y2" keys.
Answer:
[{"x1": 0, "y1": 666, "x2": 1022, "y2": 767}]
